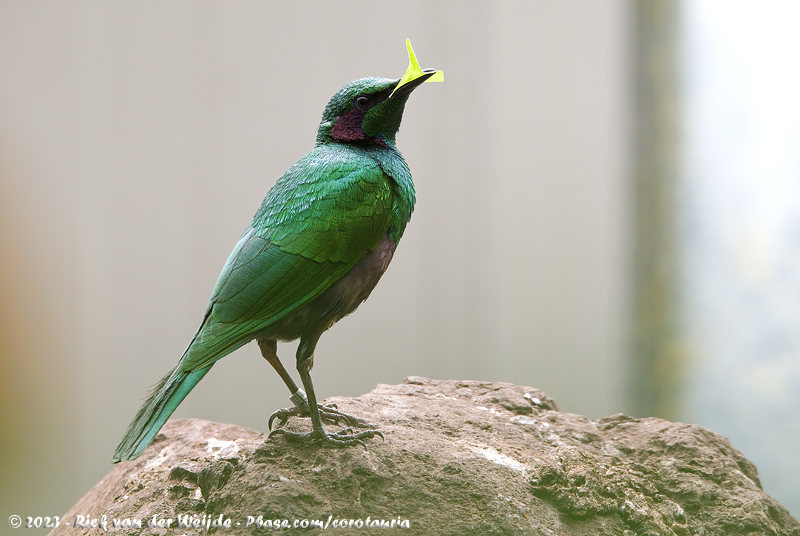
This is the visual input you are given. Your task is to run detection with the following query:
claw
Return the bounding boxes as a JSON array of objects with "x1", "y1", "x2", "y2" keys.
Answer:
[
  {"x1": 266, "y1": 401, "x2": 381, "y2": 447},
  {"x1": 268, "y1": 408, "x2": 291, "y2": 431},
  {"x1": 269, "y1": 427, "x2": 383, "y2": 447},
  {"x1": 268, "y1": 403, "x2": 371, "y2": 431}
]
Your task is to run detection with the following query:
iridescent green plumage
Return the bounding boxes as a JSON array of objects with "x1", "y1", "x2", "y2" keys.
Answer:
[
  {"x1": 113, "y1": 42, "x2": 441, "y2": 462},
  {"x1": 191, "y1": 144, "x2": 410, "y2": 362}
]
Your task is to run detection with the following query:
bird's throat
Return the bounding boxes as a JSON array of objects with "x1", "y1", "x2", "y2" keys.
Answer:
[{"x1": 330, "y1": 109, "x2": 370, "y2": 142}]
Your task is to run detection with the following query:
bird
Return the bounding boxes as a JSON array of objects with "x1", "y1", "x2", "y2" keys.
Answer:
[{"x1": 112, "y1": 40, "x2": 443, "y2": 462}]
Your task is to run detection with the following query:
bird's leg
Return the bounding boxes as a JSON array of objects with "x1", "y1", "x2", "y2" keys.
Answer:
[
  {"x1": 268, "y1": 337, "x2": 382, "y2": 446},
  {"x1": 258, "y1": 338, "x2": 304, "y2": 402},
  {"x1": 258, "y1": 337, "x2": 370, "y2": 431}
]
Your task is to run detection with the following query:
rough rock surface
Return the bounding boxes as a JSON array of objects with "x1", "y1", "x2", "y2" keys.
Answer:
[{"x1": 53, "y1": 377, "x2": 799, "y2": 535}]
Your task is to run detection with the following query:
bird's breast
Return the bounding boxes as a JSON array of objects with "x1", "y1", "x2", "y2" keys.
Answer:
[
  {"x1": 263, "y1": 235, "x2": 398, "y2": 342},
  {"x1": 316, "y1": 234, "x2": 397, "y2": 318}
]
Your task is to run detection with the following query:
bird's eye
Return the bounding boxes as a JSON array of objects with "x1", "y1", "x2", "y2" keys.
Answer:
[{"x1": 354, "y1": 95, "x2": 371, "y2": 110}]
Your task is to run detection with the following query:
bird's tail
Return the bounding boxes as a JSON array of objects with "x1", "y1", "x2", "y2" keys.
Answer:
[{"x1": 112, "y1": 364, "x2": 211, "y2": 463}]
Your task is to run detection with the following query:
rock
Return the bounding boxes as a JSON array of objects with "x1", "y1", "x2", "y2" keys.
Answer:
[{"x1": 51, "y1": 377, "x2": 799, "y2": 535}]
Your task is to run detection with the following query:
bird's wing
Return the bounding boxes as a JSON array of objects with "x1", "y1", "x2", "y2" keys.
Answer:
[{"x1": 179, "y1": 150, "x2": 393, "y2": 372}]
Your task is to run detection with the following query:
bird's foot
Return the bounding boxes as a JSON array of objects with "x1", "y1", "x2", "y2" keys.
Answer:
[
  {"x1": 269, "y1": 426, "x2": 384, "y2": 447},
  {"x1": 268, "y1": 403, "x2": 371, "y2": 431}
]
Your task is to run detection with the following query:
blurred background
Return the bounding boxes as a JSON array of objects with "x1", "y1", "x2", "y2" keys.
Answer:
[{"x1": 1, "y1": 0, "x2": 798, "y2": 525}]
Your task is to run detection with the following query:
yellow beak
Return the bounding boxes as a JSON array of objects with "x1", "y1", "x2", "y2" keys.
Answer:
[{"x1": 389, "y1": 39, "x2": 444, "y2": 99}]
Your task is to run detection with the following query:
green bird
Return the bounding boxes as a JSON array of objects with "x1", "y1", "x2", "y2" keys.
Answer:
[{"x1": 112, "y1": 40, "x2": 442, "y2": 462}]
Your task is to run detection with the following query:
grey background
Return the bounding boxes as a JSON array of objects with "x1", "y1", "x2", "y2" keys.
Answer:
[{"x1": 1, "y1": 0, "x2": 797, "y2": 524}]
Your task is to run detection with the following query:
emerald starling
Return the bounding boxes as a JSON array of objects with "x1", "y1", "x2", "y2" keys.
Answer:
[{"x1": 112, "y1": 40, "x2": 443, "y2": 462}]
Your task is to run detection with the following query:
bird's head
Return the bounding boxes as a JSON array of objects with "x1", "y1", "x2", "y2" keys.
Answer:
[{"x1": 316, "y1": 40, "x2": 443, "y2": 148}]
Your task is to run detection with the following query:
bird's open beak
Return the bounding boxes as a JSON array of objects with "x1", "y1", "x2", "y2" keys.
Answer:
[{"x1": 389, "y1": 39, "x2": 444, "y2": 99}]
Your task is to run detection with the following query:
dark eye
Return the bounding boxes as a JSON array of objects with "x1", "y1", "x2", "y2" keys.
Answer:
[{"x1": 354, "y1": 95, "x2": 371, "y2": 110}]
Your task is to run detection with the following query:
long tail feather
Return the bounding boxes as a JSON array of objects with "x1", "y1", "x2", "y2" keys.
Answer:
[{"x1": 112, "y1": 364, "x2": 211, "y2": 462}]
